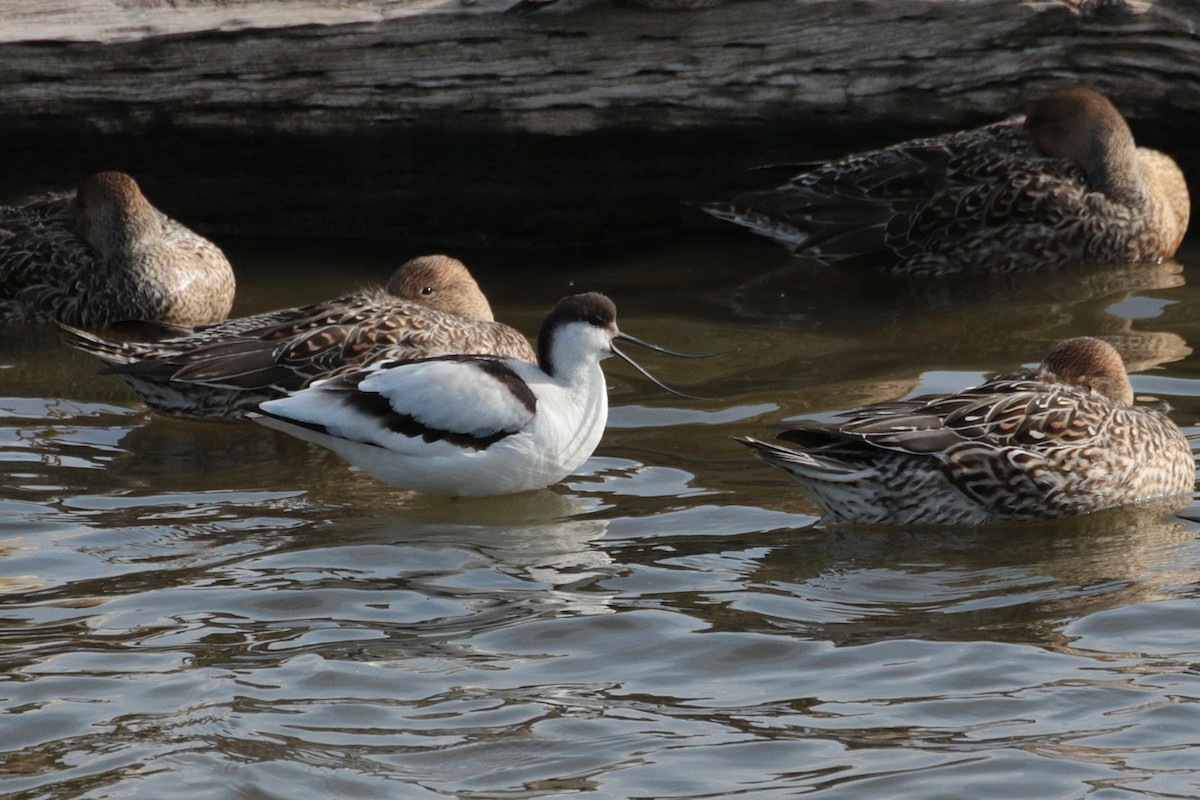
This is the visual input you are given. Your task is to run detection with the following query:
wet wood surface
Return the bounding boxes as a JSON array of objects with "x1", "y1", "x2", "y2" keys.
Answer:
[{"x1": 2, "y1": 0, "x2": 1196, "y2": 247}]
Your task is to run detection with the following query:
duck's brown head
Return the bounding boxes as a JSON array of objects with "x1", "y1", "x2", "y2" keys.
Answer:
[
  {"x1": 385, "y1": 255, "x2": 495, "y2": 321},
  {"x1": 1025, "y1": 88, "x2": 1140, "y2": 204},
  {"x1": 1041, "y1": 336, "x2": 1134, "y2": 405}
]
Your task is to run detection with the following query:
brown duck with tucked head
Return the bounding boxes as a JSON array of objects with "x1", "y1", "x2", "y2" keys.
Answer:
[
  {"x1": 701, "y1": 88, "x2": 1189, "y2": 275},
  {"x1": 739, "y1": 337, "x2": 1195, "y2": 525},
  {"x1": 0, "y1": 171, "x2": 235, "y2": 326}
]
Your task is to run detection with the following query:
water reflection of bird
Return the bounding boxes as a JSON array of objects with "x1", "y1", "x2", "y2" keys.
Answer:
[
  {"x1": 0, "y1": 172, "x2": 235, "y2": 327},
  {"x1": 360, "y1": 491, "x2": 617, "y2": 616},
  {"x1": 722, "y1": 497, "x2": 1199, "y2": 651},
  {"x1": 740, "y1": 337, "x2": 1195, "y2": 525},
  {"x1": 61, "y1": 255, "x2": 537, "y2": 420},
  {"x1": 710, "y1": 257, "x2": 1191, "y2": 445},
  {"x1": 253, "y1": 293, "x2": 698, "y2": 496},
  {"x1": 700, "y1": 88, "x2": 1189, "y2": 274}
]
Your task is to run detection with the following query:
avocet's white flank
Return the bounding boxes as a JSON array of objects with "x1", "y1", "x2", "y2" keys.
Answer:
[{"x1": 252, "y1": 292, "x2": 698, "y2": 496}]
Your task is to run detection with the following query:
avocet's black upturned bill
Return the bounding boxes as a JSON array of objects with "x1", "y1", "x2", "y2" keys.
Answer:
[{"x1": 251, "y1": 292, "x2": 701, "y2": 496}]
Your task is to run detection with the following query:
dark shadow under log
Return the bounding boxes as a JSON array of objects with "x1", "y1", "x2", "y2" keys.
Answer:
[{"x1": 2, "y1": 0, "x2": 1197, "y2": 249}]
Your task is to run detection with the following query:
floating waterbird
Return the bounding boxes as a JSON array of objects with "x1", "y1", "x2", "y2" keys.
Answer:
[
  {"x1": 252, "y1": 292, "x2": 700, "y2": 496},
  {"x1": 740, "y1": 337, "x2": 1195, "y2": 525},
  {"x1": 700, "y1": 88, "x2": 1189, "y2": 274},
  {"x1": 61, "y1": 255, "x2": 536, "y2": 420},
  {"x1": 0, "y1": 171, "x2": 235, "y2": 326}
]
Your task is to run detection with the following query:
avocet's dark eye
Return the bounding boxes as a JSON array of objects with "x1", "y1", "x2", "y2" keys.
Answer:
[
  {"x1": 588, "y1": 314, "x2": 605, "y2": 325},
  {"x1": 421, "y1": 286, "x2": 435, "y2": 296}
]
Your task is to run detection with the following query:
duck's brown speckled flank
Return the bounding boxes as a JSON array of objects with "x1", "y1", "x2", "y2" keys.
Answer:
[{"x1": 740, "y1": 337, "x2": 1195, "y2": 525}]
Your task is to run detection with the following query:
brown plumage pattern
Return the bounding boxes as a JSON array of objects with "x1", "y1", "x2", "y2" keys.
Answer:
[
  {"x1": 740, "y1": 337, "x2": 1195, "y2": 525},
  {"x1": 0, "y1": 171, "x2": 235, "y2": 326},
  {"x1": 700, "y1": 88, "x2": 1189, "y2": 274},
  {"x1": 60, "y1": 255, "x2": 537, "y2": 420}
]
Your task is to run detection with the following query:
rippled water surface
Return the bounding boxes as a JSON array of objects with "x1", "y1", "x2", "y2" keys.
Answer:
[{"x1": 5, "y1": 234, "x2": 1200, "y2": 799}]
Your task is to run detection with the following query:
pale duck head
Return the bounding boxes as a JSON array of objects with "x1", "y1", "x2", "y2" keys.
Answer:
[
  {"x1": 1040, "y1": 336, "x2": 1134, "y2": 406},
  {"x1": 73, "y1": 171, "x2": 164, "y2": 258},
  {"x1": 1024, "y1": 87, "x2": 1141, "y2": 205},
  {"x1": 385, "y1": 254, "x2": 496, "y2": 321}
]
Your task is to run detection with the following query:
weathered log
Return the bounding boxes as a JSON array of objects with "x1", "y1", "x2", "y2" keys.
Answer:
[{"x1": 1, "y1": 0, "x2": 1196, "y2": 248}]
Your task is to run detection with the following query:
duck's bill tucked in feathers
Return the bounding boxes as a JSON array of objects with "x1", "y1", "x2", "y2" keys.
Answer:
[{"x1": 2, "y1": 170, "x2": 235, "y2": 327}]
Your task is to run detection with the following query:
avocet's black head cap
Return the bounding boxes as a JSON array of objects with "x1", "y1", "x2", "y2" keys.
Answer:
[
  {"x1": 538, "y1": 292, "x2": 617, "y2": 367},
  {"x1": 546, "y1": 292, "x2": 616, "y2": 328}
]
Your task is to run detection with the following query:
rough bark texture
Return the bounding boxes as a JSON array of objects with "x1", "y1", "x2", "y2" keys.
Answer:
[{"x1": 1, "y1": 0, "x2": 1196, "y2": 248}]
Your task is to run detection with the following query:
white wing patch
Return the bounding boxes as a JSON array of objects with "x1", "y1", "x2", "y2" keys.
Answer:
[{"x1": 259, "y1": 356, "x2": 538, "y2": 452}]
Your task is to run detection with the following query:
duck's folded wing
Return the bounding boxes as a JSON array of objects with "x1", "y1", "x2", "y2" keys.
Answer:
[
  {"x1": 707, "y1": 119, "x2": 1045, "y2": 267},
  {"x1": 776, "y1": 374, "x2": 1085, "y2": 456},
  {"x1": 116, "y1": 312, "x2": 386, "y2": 391}
]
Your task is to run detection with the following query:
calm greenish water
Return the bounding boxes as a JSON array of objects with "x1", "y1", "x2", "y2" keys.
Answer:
[{"x1": 4, "y1": 233, "x2": 1200, "y2": 799}]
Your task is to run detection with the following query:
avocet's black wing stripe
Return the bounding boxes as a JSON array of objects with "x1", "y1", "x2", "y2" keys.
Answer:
[{"x1": 256, "y1": 355, "x2": 538, "y2": 453}]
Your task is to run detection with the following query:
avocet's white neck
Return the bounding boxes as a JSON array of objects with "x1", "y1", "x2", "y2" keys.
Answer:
[
  {"x1": 541, "y1": 320, "x2": 613, "y2": 393},
  {"x1": 531, "y1": 321, "x2": 611, "y2": 485}
]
